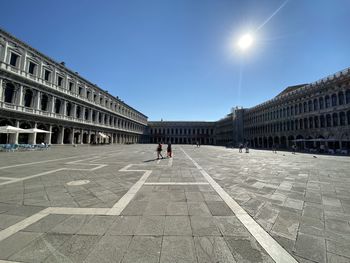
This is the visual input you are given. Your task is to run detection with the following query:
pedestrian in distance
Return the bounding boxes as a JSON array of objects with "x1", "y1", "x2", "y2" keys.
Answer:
[
  {"x1": 156, "y1": 143, "x2": 163, "y2": 159},
  {"x1": 292, "y1": 144, "x2": 296, "y2": 154},
  {"x1": 245, "y1": 143, "x2": 249, "y2": 153},
  {"x1": 239, "y1": 143, "x2": 243, "y2": 153},
  {"x1": 167, "y1": 142, "x2": 172, "y2": 158},
  {"x1": 272, "y1": 144, "x2": 277, "y2": 153}
]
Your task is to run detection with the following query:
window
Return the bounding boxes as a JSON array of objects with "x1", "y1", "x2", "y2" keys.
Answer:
[
  {"x1": 57, "y1": 76, "x2": 63, "y2": 87},
  {"x1": 314, "y1": 116, "x2": 319, "y2": 128},
  {"x1": 332, "y1": 113, "x2": 338, "y2": 126},
  {"x1": 4, "y1": 83, "x2": 15, "y2": 103},
  {"x1": 44, "y1": 70, "x2": 51, "y2": 81},
  {"x1": 346, "y1": 90, "x2": 350, "y2": 104},
  {"x1": 79, "y1": 87, "x2": 83, "y2": 95},
  {"x1": 313, "y1": 99, "x2": 318, "y2": 111},
  {"x1": 303, "y1": 102, "x2": 307, "y2": 113},
  {"x1": 319, "y1": 97, "x2": 324, "y2": 109},
  {"x1": 87, "y1": 90, "x2": 91, "y2": 99},
  {"x1": 340, "y1": 112, "x2": 345, "y2": 126},
  {"x1": 10, "y1": 53, "x2": 19, "y2": 67},
  {"x1": 320, "y1": 115, "x2": 325, "y2": 128},
  {"x1": 41, "y1": 94, "x2": 48, "y2": 111},
  {"x1": 325, "y1": 95, "x2": 330, "y2": 108},
  {"x1": 308, "y1": 100, "x2": 312, "y2": 112},
  {"x1": 338, "y1": 92, "x2": 344, "y2": 105},
  {"x1": 69, "y1": 82, "x2": 74, "y2": 91},
  {"x1": 28, "y1": 62, "x2": 36, "y2": 75},
  {"x1": 326, "y1": 114, "x2": 331, "y2": 127},
  {"x1": 331, "y1": 94, "x2": 337, "y2": 107}
]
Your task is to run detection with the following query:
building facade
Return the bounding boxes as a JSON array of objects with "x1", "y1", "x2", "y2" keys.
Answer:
[
  {"x1": 148, "y1": 121, "x2": 216, "y2": 145},
  {"x1": 243, "y1": 68, "x2": 350, "y2": 151},
  {"x1": 0, "y1": 29, "x2": 148, "y2": 145}
]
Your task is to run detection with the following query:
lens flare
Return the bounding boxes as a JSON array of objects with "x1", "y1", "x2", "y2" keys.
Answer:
[{"x1": 238, "y1": 34, "x2": 253, "y2": 50}]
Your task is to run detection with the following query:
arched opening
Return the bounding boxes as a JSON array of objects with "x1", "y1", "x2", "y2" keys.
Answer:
[
  {"x1": 273, "y1": 136, "x2": 280, "y2": 146},
  {"x1": 90, "y1": 133, "x2": 96, "y2": 144},
  {"x1": 263, "y1": 137, "x2": 267, "y2": 148},
  {"x1": 305, "y1": 136, "x2": 314, "y2": 150},
  {"x1": 19, "y1": 122, "x2": 32, "y2": 144},
  {"x1": 63, "y1": 128, "x2": 71, "y2": 144},
  {"x1": 51, "y1": 126, "x2": 59, "y2": 144},
  {"x1": 288, "y1": 135, "x2": 294, "y2": 149},
  {"x1": 4, "y1": 83, "x2": 15, "y2": 103},
  {"x1": 41, "y1": 94, "x2": 49, "y2": 111},
  {"x1": 74, "y1": 131, "x2": 80, "y2": 144},
  {"x1": 36, "y1": 124, "x2": 48, "y2": 144},
  {"x1": 296, "y1": 135, "x2": 304, "y2": 150},
  {"x1": 55, "y1": 99, "x2": 61, "y2": 114},
  {"x1": 268, "y1": 137, "x2": 273, "y2": 148},
  {"x1": 280, "y1": 136, "x2": 287, "y2": 149},
  {"x1": 23, "y1": 89, "x2": 33, "y2": 108}
]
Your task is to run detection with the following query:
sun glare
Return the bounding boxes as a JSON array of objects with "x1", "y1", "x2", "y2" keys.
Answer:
[{"x1": 238, "y1": 34, "x2": 253, "y2": 51}]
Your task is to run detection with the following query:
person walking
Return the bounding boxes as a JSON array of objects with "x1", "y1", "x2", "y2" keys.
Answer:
[
  {"x1": 272, "y1": 144, "x2": 277, "y2": 153},
  {"x1": 239, "y1": 143, "x2": 243, "y2": 153},
  {"x1": 156, "y1": 143, "x2": 163, "y2": 159},
  {"x1": 245, "y1": 143, "x2": 249, "y2": 153},
  {"x1": 167, "y1": 142, "x2": 172, "y2": 158},
  {"x1": 292, "y1": 144, "x2": 296, "y2": 154}
]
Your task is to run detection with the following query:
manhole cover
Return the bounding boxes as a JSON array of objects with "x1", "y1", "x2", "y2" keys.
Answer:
[{"x1": 66, "y1": 180, "x2": 90, "y2": 186}]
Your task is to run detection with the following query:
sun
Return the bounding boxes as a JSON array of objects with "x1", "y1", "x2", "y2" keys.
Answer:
[{"x1": 238, "y1": 33, "x2": 254, "y2": 51}]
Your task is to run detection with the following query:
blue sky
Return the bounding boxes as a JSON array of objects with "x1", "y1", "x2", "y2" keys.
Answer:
[{"x1": 1, "y1": 0, "x2": 349, "y2": 121}]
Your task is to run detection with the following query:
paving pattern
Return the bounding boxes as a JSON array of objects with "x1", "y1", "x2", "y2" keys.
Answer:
[{"x1": 0, "y1": 145, "x2": 349, "y2": 262}]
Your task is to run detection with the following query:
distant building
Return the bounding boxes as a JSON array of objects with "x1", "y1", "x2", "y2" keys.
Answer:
[
  {"x1": 147, "y1": 121, "x2": 216, "y2": 145},
  {"x1": 243, "y1": 69, "x2": 350, "y2": 151},
  {"x1": 0, "y1": 29, "x2": 148, "y2": 145}
]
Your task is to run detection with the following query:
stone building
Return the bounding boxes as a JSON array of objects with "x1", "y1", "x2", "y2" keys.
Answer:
[
  {"x1": 0, "y1": 29, "x2": 148, "y2": 145},
  {"x1": 243, "y1": 68, "x2": 350, "y2": 151},
  {"x1": 148, "y1": 121, "x2": 216, "y2": 145}
]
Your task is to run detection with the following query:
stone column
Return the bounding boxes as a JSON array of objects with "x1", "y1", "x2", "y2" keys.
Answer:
[
  {"x1": 96, "y1": 111, "x2": 100, "y2": 124},
  {"x1": 70, "y1": 128, "x2": 75, "y2": 144},
  {"x1": 50, "y1": 96, "x2": 55, "y2": 113},
  {"x1": 11, "y1": 120, "x2": 20, "y2": 144},
  {"x1": 87, "y1": 130, "x2": 91, "y2": 144},
  {"x1": 58, "y1": 127, "x2": 64, "y2": 144},
  {"x1": 35, "y1": 91, "x2": 41, "y2": 110},
  {"x1": 29, "y1": 122, "x2": 37, "y2": 144},
  {"x1": 80, "y1": 129, "x2": 83, "y2": 144},
  {"x1": 45, "y1": 125, "x2": 52, "y2": 144},
  {"x1": 89, "y1": 109, "x2": 93, "y2": 122},
  {"x1": 61, "y1": 100, "x2": 67, "y2": 116},
  {"x1": 17, "y1": 85, "x2": 24, "y2": 106}
]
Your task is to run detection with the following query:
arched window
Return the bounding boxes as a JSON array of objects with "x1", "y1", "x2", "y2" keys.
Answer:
[
  {"x1": 76, "y1": 106, "x2": 81, "y2": 119},
  {"x1": 55, "y1": 99, "x2": 61, "y2": 114},
  {"x1": 299, "y1": 103, "x2": 302, "y2": 114},
  {"x1": 346, "y1": 90, "x2": 350, "y2": 104},
  {"x1": 314, "y1": 116, "x2": 319, "y2": 128},
  {"x1": 319, "y1": 97, "x2": 324, "y2": 109},
  {"x1": 340, "y1": 112, "x2": 345, "y2": 126},
  {"x1": 313, "y1": 99, "x2": 318, "y2": 111},
  {"x1": 294, "y1": 105, "x2": 298, "y2": 115},
  {"x1": 338, "y1": 91, "x2": 344, "y2": 105},
  {"x1": 24, "y1": 89, "x2": 33, "y2": 107},
  {"x1": 331, "y1": 94, "x2": 337, "y2": 107},
  {"x1": 4, "y1": 83, "x2": 15, "y2": 103},
  {"x1": 41, "y1": 94, "x2": 48, "y2": 111},
  {"x1": 320, "y1": 115, "x2": 325, "y2": 128},
  {"x1": 309, "y1": 117, "x2": 313, "y2": 128},
  {"x1": 325, "y1": 95, "x2": 330, "y2": 108},
  {"x1": 308, "y1": 100, "x2": 312, "y2": 112},
  {"x1": 303, "y1": 102, "x2": 307, "y2": 112},
  {"x1": 332, "y1": 113, "x2": 338, "y2": 126},
  {"x1": 347, "y1": 111, "x2": 350, "y2": 125},
  {"x1": 299, "y1": 119, "x2": 303, "y2": 129},
  {"x1": 326, "y1": 114, "x2": 332, "y2": 127},
  {"x1": 304, "y1": 118, "x2": 308, "y2": 129},
  {"x1": 290, "y1": 106, "x2": 294, "y2": 116},
  {"x1": 66, "y1": 102, "x2": 72, "y2": 117}
]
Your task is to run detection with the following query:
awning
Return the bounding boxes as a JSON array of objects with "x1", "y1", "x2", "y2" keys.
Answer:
[
  {"x1": 98, "y1": 132, "x2": 108, "y2": 138},
  {"x1": 0, "y1": 125, "x2": 30, "y2": 133},
  {"x1": 24, "y1": 128, "x2": 51, "y2": 133}
]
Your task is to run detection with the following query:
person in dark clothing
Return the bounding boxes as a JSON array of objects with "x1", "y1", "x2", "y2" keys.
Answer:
[
  {"x1": 167, "y1": 143, "x2": 172, "y2": 158},
  {"x1": 156, "y1": 143, "x2": 163, "y2": 159}
]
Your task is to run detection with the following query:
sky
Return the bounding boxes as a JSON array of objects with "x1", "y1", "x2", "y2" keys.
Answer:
[{"x1": 1, "y1": 0, "x2": 349, "y2": 121}]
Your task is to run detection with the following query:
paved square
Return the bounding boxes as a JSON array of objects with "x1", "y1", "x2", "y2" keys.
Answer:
[{"x1": 0, "y1": 145, "x2": 349, "y2": 262}]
